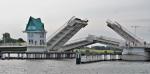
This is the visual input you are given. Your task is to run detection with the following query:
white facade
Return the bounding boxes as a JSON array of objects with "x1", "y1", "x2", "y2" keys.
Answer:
[{"x1": 26, "y1": 32, "x2": 47, "y2": 52}]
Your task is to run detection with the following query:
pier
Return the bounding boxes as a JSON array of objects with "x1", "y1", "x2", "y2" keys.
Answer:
[
  {"x1": 0, "y1": 51, "x2": 75, "y2": 60},
  {"x1": 76, "y1": 53, "x2": 122, "y2": 64}
]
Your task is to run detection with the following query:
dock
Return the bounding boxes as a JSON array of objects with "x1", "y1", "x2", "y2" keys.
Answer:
[
  {"x1": 0, "y1": 51, "x2": 75, "y2": 60},
  {"x1": 76, "y1": 53, "x2": 122, "y2": 64}
]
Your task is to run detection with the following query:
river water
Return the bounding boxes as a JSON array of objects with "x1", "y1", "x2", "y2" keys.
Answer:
[{"x1": 0, "y1": 59, "x2": 150, "y2": 74}]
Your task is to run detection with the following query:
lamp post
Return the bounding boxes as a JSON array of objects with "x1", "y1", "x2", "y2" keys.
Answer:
[{"x1": 131, "y1": 26, "x2": 140, "y2": 36}]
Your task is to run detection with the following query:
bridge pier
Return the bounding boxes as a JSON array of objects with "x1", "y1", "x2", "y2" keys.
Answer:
[
  {"x1": 145, "y1": 48, "x2": 150, "y2": 61},
  {"x1": 122, "y1": 47, "x2": 150, "y2": 61},
  {"x1": 8, "y1": 53, "x2": 10, "y2": 59},
  {"x1": 77, "y1": 53, "x2": 122, "y2": 64},
  {"x1": 110, "y1": 54, "x2": 116, "y2": 60},
  {"x1": 104, "y1": 54, "x2": 108, "y2": 61},
  {"x1": 0, "y1": 51, "x2": 2, "y2": 59},
  {"x1": 148, "y1": 52, "x2": 150, "y2": 61},
  {"x1": 76, "y1": 53, "x2": 81, "y2": 64}
]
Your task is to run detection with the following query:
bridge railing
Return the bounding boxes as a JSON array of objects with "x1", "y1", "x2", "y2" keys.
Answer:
[
  {"x1": 114, "y1": 21, "x2": 144, "y2": 43},
  {"x1": 64, "y1": 35, "x2": 96, "y2": 46},
  {"x1": 99, "y1": 35, "x2": 124, "y2": 43},
  {"x1": 64, "y1": 37, "x2": 87, "y2": 45},
  {"x1": 0, "y1": 43, "x2": 27, "y2": 47},
  {"x1": 46, "y1": 16, "x2": 75, "y2": 42}
]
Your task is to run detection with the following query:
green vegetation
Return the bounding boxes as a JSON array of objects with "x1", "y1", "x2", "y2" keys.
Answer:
[
  {"x1": 0, "y1": 32, "x2": 25, "y2": 44},
  {"x1": 75, "y1": 46, "x2": 122, "y2": 55},
  {"x1": 88, "y1": 49, "x2": 114, "y2": 54},
  {"x1": 76, "y1": 48, "x2": 114, "y2": 55},
  {"x1": 0, "y1": 47, "x2": 27, "y2": 51}
]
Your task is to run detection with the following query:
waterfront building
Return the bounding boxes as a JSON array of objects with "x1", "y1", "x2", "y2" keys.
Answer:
[{"x1": 24, "y1": 16, "x2": 47, "y2": 52}]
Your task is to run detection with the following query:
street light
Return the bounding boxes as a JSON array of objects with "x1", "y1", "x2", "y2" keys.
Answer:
[{"x1": 131, "y1": 25, "x2": 141, "y2": 36}]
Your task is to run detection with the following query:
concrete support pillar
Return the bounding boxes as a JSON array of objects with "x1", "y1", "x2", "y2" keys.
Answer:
[
  {"x1": 26, "y1": 53, "x2": 29, "y2": 59},
  {"x1": 21, "y1": 53, "x2": 23, "y2": 59},
  {"x1": 76, "y1": 53, "x2": 81, "y2": 64},
  {"x1": 8, "y1": 53, "x2": 10, "y2": 59},
  {"x1": 17, "y1": 53, "x2": 20, "y2": 59},
  {"x1": 104, "y1": 54, "x2": 107, "y2": 61}
]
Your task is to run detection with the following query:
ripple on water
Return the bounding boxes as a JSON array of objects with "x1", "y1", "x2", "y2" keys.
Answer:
[{"x1": 0, "y1": 60, "x2": 150, "y2": 74}]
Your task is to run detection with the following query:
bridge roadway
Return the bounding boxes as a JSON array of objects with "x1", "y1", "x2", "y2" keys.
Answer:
[
  {"x1": 47, "y1": 16, "x2": 88, "y2": 51},
  {"x1": 106, "y1": 20, "x2": 146, "y2": 47},
  {"x1": 61, "y1": 35, "x2": 125, "y2": 51},
  {"x1": 0, "y1": 43, "x2": 27, "y2": 51}
]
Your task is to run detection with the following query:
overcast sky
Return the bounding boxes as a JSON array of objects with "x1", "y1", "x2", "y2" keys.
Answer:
[{"x1": 0, "y1": 0, "x2": 150, "y2": 43}]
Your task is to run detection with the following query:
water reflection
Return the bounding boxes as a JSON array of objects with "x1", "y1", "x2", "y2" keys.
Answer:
[{"x1": 0, "y1": 59, "x2": 150, "y2": 74}]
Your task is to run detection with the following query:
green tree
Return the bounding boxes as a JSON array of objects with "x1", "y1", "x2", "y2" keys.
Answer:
[
  {"x1": 2, "y1": 33, "x2": 12, "y2": 43},
  {"x1": 0, "y1": 33, "x2": 26, "y2": 43},
  {"x1": 17, "y1": 38, "x2": 25, "y2": 43}
]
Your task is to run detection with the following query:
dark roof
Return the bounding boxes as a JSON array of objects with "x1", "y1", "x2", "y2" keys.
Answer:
[{"x1": 25, "y1": 16, "x2": 45, "y2": 32}]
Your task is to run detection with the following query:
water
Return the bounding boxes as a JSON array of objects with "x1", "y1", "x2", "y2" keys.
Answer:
[{"x1": 0, "y1": 59, "x2": 150, "y2": 74}]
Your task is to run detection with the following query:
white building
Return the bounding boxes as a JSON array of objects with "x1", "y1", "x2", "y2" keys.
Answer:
[{"x1": 24, "y1": 16, "x2": 47, "y2": 52}]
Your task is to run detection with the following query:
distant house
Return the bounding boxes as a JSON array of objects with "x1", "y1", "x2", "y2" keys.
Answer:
[{"x1": 24, "y1": 16, "x2": 47, "y2": 52}]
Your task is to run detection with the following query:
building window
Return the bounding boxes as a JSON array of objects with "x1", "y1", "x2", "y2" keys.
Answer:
[
  {"x1": 40, "y1": 40, "x2": 42, "y2": 45},
  {"x1": 40, "y1": 33, "x2": 44, "y2": 38},
  {"x1": 28, "y1": 39, "x2": 33, "y2": 45},
  {"x1": 29, "y1": 40, "x2": 31, "y2": 44}
]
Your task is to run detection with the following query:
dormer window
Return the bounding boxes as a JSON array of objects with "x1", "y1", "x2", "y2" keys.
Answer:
[{"x1": 28, "y1": 26, "x2": 36, "y2": 30}]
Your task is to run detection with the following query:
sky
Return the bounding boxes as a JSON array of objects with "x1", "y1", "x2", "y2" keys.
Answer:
[{"x1": 0, "y1": 0, "x2": 150, "y2": 43}]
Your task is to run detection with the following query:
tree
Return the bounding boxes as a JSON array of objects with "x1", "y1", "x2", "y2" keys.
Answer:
[
  {"x1": 2, "y1": 33, "x2": 11, "y2": 40},
  {"x1": 2, "y1": 33, "x2": 12, "y2": 43},
  {"x1": 17, "y1": 38, "x2": 25, "y2": 43},
  {"x1": 0, "y1": 33, "x2": 26, "y2": 43},
  {"x1": 85, "y1": 49, "x2": 90, "y2": 55}
]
